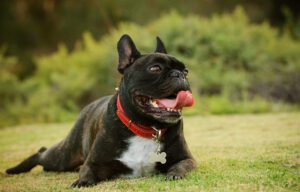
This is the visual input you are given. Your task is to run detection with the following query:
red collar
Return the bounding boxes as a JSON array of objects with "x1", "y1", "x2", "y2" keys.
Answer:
[{"x1": 116, "y1": 95, "x2": 166, "y2": 139}]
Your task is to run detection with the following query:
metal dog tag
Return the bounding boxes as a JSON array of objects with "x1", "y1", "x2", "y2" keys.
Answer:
[{"x1": 149, "y1": 151, "x2": 166, "y2": 164}]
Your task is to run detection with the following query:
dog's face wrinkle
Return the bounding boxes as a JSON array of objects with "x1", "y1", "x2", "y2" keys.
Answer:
[
  {"x1": 124, "y1": 55, "x2": 189, "y2": 96},
  {"x1": 128, "y1": 75, "x2": 189, "y2": 99}
]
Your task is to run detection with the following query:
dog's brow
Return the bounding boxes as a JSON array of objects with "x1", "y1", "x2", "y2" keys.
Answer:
[
  {"x1": 169, "y1": 57, "x2": 185, "y2": 70},
  {"x1": 153, "y1": 57, "x2": 167, "y2": 64}
]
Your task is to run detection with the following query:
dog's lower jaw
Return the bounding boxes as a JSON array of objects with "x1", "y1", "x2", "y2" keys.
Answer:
[
  {"x1": 166, "y1": 158, "x2": 197, "y2": 180},
  {"x1": 151, "y1": 114, "x2": 182, "y2": 124}
]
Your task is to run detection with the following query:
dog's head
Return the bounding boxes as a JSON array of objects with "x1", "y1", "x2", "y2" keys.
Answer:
[{"x1": 117, "y1": 34, "x2": 194, "y2": 125}]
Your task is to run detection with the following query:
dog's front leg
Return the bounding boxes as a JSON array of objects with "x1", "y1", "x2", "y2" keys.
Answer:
[
  {"x1": 71, "y1": 160, "x2": 130, "y2": 188},
  {"x1": 166, "y1": 158, "x2": 196, "y2": 180}
]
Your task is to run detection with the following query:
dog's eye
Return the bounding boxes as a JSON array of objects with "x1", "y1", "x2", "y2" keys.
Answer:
[{"x1": 149, "y1": 65, "x2": 162, "y2": 73}]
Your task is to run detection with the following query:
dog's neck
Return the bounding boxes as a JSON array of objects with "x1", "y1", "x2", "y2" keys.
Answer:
[{"x1": 116, "y1": 95, "x2": 166, "y2": 138}]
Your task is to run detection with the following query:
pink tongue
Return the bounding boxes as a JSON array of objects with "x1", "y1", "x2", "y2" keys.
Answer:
[{"x1": 156, "y1": 91, "x2": 194, "y2": 109}]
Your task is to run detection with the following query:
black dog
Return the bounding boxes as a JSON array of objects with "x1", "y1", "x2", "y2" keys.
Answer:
[{"x1": 6, "y1": 34, "x2": 196, "y2": 187}]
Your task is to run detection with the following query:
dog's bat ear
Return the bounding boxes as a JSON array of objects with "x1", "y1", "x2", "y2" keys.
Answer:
[
  {"x1": 117, "y1": 34, "x2": 141, "y2": 74},
  {"x1": 155, "y1": 36, "x2": 167, "y2": 54}
]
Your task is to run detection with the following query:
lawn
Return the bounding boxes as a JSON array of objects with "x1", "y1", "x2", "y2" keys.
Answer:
[{"x1": 0, "y1": 113, "x2": 299, "y2": 192}]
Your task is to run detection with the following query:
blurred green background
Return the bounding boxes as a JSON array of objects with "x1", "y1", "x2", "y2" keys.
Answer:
[{"x1": 0, "y1": 0, "x2": 300, "y2": 128}]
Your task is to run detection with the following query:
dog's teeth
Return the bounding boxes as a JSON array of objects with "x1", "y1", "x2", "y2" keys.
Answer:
[{"x1": 150, "y1": 100, "x2": 159, "y2": 108}]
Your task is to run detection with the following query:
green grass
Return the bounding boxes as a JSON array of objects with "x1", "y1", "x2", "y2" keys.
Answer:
[{"x1": 0, "y1": 113, "x2": 299, "y2": 191}]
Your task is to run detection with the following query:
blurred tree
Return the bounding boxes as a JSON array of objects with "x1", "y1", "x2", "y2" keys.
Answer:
[{"x1": 1, "y1": 0, "x2": 299, "y2": 62}]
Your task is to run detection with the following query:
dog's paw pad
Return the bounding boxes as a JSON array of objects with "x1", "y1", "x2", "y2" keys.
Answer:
[{"x1": 166, "y1": 174, "x2": 184, "y2": 181}]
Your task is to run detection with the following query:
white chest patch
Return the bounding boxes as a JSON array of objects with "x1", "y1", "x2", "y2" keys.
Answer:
[{"x1": 117, "y1": 136, "x2": 160, "y2": 178}]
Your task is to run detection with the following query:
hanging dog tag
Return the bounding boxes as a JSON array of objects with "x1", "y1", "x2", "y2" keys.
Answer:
[
  {"x1": 149, "y1": 127, "x2": 167, "y2": 164},
  {"x1": 149, "y1": 151, "x2": 166, "y2": 164}
]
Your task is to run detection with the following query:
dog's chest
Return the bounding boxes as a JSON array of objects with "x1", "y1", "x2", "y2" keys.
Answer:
[{"x1": 117, "y1": 136, "x2": 159, "y2": 178}]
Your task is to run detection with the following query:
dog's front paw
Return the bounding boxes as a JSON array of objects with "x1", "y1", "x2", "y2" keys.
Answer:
[
  {"x1": 70, "y1": 179, "x2": 96, "y2": 188},
  {"x1": 165, "y1": 159, "x2": 196, "y2": 181}
]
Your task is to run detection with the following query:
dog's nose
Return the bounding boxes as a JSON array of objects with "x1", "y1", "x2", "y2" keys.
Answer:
[{"x1": 169, "y1": 70, "x2": 184, "y2": 79}]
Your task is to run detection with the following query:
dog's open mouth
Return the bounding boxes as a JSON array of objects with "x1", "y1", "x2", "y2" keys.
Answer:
[{"x1": 135, "y1": 91, "x2": 194, "y2": 115}]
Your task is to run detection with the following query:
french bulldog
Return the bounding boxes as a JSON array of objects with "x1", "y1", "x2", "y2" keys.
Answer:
[{"x1": 6, "y1": 34, "x2": 196, "y2": 187}]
